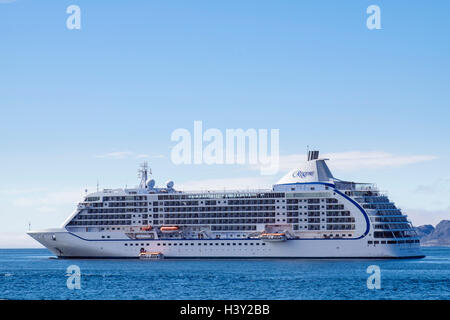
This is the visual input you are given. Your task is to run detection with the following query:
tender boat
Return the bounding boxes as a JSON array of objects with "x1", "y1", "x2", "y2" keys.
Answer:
[{"x1": 139, "y1": 251, "x2": 164, "y2": 260}]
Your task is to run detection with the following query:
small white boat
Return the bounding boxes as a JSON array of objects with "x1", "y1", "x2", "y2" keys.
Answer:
[
  {"x1": 134, "y1": 233, "x2": 155, "y2": 240},
  {"x1": 139, "y1": 251, "x2": 164, "y2": 260}
]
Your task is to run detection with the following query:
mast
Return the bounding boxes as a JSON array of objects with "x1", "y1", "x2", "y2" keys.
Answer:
[{"x1": 138, "y1": 162, "x2": 150, "y2": 189}]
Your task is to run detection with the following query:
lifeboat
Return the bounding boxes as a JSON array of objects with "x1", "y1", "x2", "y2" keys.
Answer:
[
  {"x1": 160, "y1": 226, "x2": 180, "y2": 233},
  {"x1": 139, "y1": 251, "x2": 164, "y2": 260},
  {"x1": 259, "y1": 233, "x2": 287, "y2": 242},
  {"x1": 140, "y1": 226, "x2": 152, "y2": 231}
]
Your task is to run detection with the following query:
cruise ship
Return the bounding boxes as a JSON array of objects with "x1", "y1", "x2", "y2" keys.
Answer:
[{"x1": 27, "y1": 151, "x2": 424, "y2": 259}]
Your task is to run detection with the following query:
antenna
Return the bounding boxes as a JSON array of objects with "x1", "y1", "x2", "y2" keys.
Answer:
[
  {"x1": 138, "y1": 162, "x2": 149, "y2": 189},
  {"x1": 96, "y1": 179, "x2": 99, "y2": 192}
]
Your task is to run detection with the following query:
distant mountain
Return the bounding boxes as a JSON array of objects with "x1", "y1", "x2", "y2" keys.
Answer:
[
  {"x1": 415, "y1": 224, "x2": 435, "y2": 238},
  {"x1": 416, "y1": 220, "x2": 450, "y2": 246}
]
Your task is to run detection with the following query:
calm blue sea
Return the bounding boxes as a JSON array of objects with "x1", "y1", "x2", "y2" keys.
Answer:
[{"x1": 0, "y1": 247, "x2": 448, "y2": 300}]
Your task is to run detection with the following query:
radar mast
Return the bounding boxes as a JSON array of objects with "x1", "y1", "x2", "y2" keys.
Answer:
[{"x1": 138, "y1": 162, "x2": 151, "y2": 189}]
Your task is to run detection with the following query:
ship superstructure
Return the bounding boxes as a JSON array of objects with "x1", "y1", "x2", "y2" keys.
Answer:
[{"x1": 28, "y1": 151, "x2": 424, "y2": 258}]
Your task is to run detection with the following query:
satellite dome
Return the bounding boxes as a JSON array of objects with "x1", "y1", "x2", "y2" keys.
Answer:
[
  {"x1": 166, "y1": 181, "x2": 174, "y2": 189},
  {"x1": 146, "y1": 179, "x2": 156, "y2": 189}
]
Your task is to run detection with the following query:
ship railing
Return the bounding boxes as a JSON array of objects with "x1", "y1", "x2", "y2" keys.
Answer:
[
  {"x1": 174, "y1": 189, "x2": 274, "y2": 198},
  {"x1": 335, "y1": 182, "x2": 377, "y2": 191}
]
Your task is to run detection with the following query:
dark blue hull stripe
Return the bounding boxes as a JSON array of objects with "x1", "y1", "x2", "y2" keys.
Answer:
[{"x1": 57, "y1": 255, "x2": 426, "y2": 260}]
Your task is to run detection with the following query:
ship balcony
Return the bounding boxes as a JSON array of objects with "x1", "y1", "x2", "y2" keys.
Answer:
[
  {"x1": 353, "y1": 198, "x2": 393, "y2": 205},
  {"x1": 374, "y1": 226, "x2": 413, "y2": 232},
  {"x1": 369, "y1": 213, "x2": 406, "y2": 218}
]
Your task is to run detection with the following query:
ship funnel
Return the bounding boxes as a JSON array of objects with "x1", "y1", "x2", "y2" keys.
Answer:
[
  {"x1": 275, "y1": 150, "x2": 336, "y2": 185},
  {"x1": 307, "y1": 150, "x2": 319, "y2": 161}
]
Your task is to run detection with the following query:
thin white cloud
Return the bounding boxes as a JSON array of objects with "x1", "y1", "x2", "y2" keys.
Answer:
[
  {"x1": 0, "y1": 187, "x2": 45, "y2": 196},
  {"x1": 252, "y1": 151, "x2": 437, "y2": 173},
  {"x1": 95, "y1": 151, "x2": 165, "y2": 160},
  {"x1": 12, "y1": 190, "x2": 85, "y2": 210},
  {"x1": 324, "y1": 151, "x2": 437, "y2": 171},
  {"x1": 36, "y1": 206, "x2": 58, "y2": 213},
  {"x1": 175, "y1": 151, "x2": 437, "y2": 190},
  {"x1": 94, "y1": 151, "x2": 134, "y2": 159},
  {"x1": 136, "y1": 154, "x2": 165, "y2": 159},
  {"x1": 414, "y1": 177, "x2": 450, "y2": 195}
]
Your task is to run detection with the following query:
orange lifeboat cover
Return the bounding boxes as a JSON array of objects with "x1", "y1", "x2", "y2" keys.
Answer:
[{"x1": 160, "y1": 226, "x2": 179, "y2": 231}]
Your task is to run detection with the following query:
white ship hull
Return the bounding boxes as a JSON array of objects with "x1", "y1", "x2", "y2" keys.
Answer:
[
  {"x1": 27, "y1": 152, "x2": 426, "y2": 260},
  {"x1": 28, "y1": 229, "x2": 424, "y2": 259}
]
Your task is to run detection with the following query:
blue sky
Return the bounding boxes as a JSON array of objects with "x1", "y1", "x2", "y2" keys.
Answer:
[{"x1": 0, "y1": 0, "x2": 449, "y2": 247}]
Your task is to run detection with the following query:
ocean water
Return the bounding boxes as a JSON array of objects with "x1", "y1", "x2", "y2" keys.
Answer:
[{"x1": 0, "y1": 247, "x2": 448, "y2": 300}]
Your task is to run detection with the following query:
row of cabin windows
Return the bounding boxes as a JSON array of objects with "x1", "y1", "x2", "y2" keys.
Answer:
[
  {"x1": 90, "y1": 195, "x2": 342, "y2": 206},
  {"x1": 103, "y1": 196, "x2": 147, "y2": 201},
  {"x1": 88, "y1": 208, "x2": 147, "y2": 213},
  {"x1": 293, "y1": 224, "x2": 355, "y2": 231},
  {"x1": 286, "y1": 205, "x2": 346, "y2": 211},
  {"x1": 374, "y1": 210, "x2": 402, "y2": 216},
  {"x1": 374, "y1": 231, "x2": 414, "y2": 238},
  {"x1": 77, "y1": 214, "x2": 132, "y2": 219},
  {"x1": 287, "y1": 217, "x2": 355, "y2": 223},
  {"x1": 124, "y1": 242, "x2": 267, "y2": 247},
  {"x1": 286, "y1": 198, "x2": 339, "y2": 204},
  {"x1": 68, "y1": 220, "x2": 132, "y2": 226},
  {"x1": 358, "y1": 196, "x2": 389, "y2": 203},
  {"x1": 368, "y1": 240, "x2": 420, "y2": 244},
  {"x1": 160, "y1": 199, "x2": 286, "y2": 206},
  {"x1": 227, "y1": 199, "x2": 277, "y2": 205},
  {"x1": 211, "y1": 225, "x2": 256, "y2": 231},
  {"x1": 374, "y1": 224, "x2": 411, "y2": 230},
  {"x1": 85, "y1": 199, "x2": 344, "y2": 210},
  {"x1": 77, "y1": 214, "x2": 149, "y2": 220},
  {"x1": 373, "y1": 217, "x2": 408, "y2": 223},
  {"x1": 108, "y1": 202, "x2": 148, "y2": 207},
  {"x1": 162, "y1": 219, "x2": 275, "y2": 225},
  {"x1": 163, "y1": 206, "x2": 276, "y2": 212},
  {"x1": 163, "y1": 212, "x2": 276, "y2": 218},
  {"x1": 363, "y1": 203, "x2": 397, "y2": 210}
]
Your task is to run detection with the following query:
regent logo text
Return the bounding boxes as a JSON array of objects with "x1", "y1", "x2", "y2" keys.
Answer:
[{"x1": 292, "y1": 170, "x2": 314, "y2": 179}]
